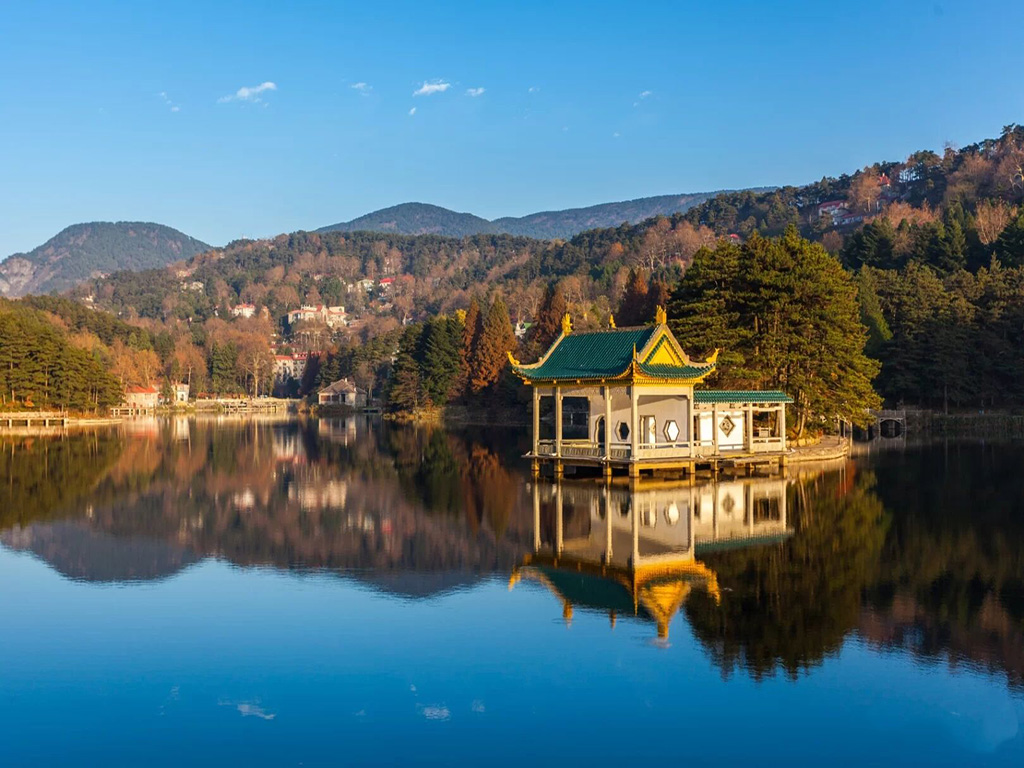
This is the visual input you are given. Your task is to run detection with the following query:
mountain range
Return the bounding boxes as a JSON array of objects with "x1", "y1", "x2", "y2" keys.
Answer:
[
  {"x1": 316, "y1": 192, "x2": 745, "y2": 239},
  {"x1": 0, "y1": 221, "x2": 210, "y2": 298},
  {"x1": 0, "y1": 192, "x2": 742, "y2": 298}
]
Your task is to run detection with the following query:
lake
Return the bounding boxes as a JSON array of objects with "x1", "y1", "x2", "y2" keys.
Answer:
[{"x1": 1, "y1": 417, "x2": 1023, "y2": 766}]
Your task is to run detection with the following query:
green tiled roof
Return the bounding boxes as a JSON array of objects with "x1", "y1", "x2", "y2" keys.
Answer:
[
  {"x1": 513, "y1": 327, "x2": 657, "y2": 381},
  {"x1": 636, "y1": 361, "x2": 717, "y2": 380},
  {"x1": 694, "y1": 390, "x2": 793, "y2": 404}
]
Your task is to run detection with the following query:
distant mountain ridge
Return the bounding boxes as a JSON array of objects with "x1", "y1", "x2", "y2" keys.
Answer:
[
  {"x1": 0, "y1": 221, "x2": 210, "y2": 298},
  {"x1": 316, "y1": 191, "x2": 756, "y2": 240}
]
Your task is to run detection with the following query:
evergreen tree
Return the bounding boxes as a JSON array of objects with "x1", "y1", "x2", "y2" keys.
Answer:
[
  {"x1": 670, "y1": 228, "x2": 881, "y2": 434},
  {"x1": 421, "y1": 315, "x2": 464, "y2": 406},
  {"x1": 616, "y1": 268, "x2": 649, "y2": 326},
  {"x1": 526, "y1": 282, "x2": 568, "y2": 355},
  {"x1": 995, "y1": 210, "x2": 1024, "y2": 267},
  {"x1": 457, "y1": 298, "x2": 481, "y2": 397},
  {"x1": 645, "y1": 278, "x2": 671, "y2": 322},
  {"x1": 388, "y1": 324, "x2": 426, "y2": 411},
  {"x1": 469, "y1": 297, "x2": 516, "y2": 394}
]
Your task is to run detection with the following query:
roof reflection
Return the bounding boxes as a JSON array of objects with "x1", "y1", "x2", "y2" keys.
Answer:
[{"x1": 513, "y1": 476, "x2": 792, "y2": 640}]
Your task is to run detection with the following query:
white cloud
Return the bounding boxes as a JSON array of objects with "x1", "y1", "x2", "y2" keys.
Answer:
[
  {"x1": 613, "y1": 132, "x2": 621, "y2": 138},
  {"x1": 158, "y1": 91, "x2": 180, "y2": 112},
  {"x1": 408, "y1": 107, "x2": 417, "y2": 116},
  {"x1": 528, "y1": 86, "x2": 539, "y2": 93},
  {"x1": 466, "y1": 87, "x2": 485, "y2": 97},
  {"x1": 413, "y1": 80, "x2": 451, "y2": 96},
  {"x1": 638, "y1": 90, "x2": 653, "y2": 99},
  {"x1": 219, "y1": 81, "x2": 277, "y2": 103},
  {"x1": 351, "y1": 82, "x2": 372, "y2": 93}
]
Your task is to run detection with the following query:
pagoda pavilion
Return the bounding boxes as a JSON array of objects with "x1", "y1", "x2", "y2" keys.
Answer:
[{"x1": 508, "y1": 308, "x2": 792, "y2": 477}]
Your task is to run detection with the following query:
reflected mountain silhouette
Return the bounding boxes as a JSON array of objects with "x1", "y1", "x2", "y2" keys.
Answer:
[{"x1": 1, "y1": 421, "x2": 1021, "y2": 685}]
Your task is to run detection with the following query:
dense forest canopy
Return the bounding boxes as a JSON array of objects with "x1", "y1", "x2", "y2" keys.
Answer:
[{"x1": 6, "y1": 124, "x2": 1024, "y2": 415}]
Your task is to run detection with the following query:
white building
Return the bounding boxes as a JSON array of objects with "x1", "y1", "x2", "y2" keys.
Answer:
[
  {"x1": 318, "y1": 378, "x2": 367, "y2": 408},
  {"x1": 286, "y1": 305, "x2": 347, "y2": 329},
  {"x1": 273, "y1": 353, "x2": 308, "y2": 384},
  {"x1": 231, "y1": 303, "x2": 256, "y2": 319}
]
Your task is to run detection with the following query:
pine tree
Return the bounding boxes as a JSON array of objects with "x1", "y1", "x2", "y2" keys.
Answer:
[
  {"x1": 670, "y1": 227, "x2": 881, "y2": 434},
  {"x1": 616, "y1": 268, "x2": 649, "y2": 326},
  {"x1": 469, "y1": 297, "x2": 516, "y2": 394},
  {"x1": 526, "y1": 282, "x2": 568, "y2": 355},
  {"x1": 645, "y1": 278, "x2": 671, "y2": 322},
  {"x1": 388, "y1": 324, "x2": 426, "y2": 411},
  {"x1": 421, "y1": 315, "x2": 464, "y2": 406},
  {"x1": 457, "y1": 298, "x2": 481, "y2": 397},
  {"x1": 996, "y1": 210, "x2": 1024, "y2": 267}
]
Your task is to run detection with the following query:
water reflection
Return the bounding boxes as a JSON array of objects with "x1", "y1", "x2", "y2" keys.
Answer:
[
  {"x1": 0, "y1": 420, "x2": 1022, "y2": 690},
  {"x1": 514, "y1": 477, "x2": 792, "y2": 641}
]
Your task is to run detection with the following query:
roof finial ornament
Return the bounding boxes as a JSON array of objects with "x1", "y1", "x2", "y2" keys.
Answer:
[
  {"x1": 706, "y1": 348, "x2": 720, "y2": 364},
  {"x1": 561, "y1": 312, "x2": 573, "y2": 336},
  {"x1": 608, "y1": 314, "x2": 616, "y2": 329},
  {"x1": 655, "y1": 305, "x2": 667, "y2": 325}
]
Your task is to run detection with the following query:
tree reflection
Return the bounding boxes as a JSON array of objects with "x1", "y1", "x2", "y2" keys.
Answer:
[
  {"x1": 684, "y1": 468, "x2": 888, "y2": 680},
  {"x1": 0, "y1": 431, "x2": 125, "y2": 528}
]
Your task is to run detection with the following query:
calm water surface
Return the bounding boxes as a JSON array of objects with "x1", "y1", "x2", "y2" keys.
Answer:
[{"x1": 2, "y1": 418, "x2": 1023, "y2": 766}]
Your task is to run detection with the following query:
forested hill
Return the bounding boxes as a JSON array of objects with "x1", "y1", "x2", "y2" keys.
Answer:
[
  {"x1": 315, "y1": 192, "x2": 740, "y2": 240},
  {"x1": 0, "y1": 222, "x2": 210, "y2": 298}
]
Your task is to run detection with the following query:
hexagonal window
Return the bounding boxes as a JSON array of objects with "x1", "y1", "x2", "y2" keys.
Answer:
[
  {"x1": 616, "y1": 421, "x2": 630, "y2": 441},
  {"x1": 663, "y1": 419, "x2": 680, "y2": 442}
]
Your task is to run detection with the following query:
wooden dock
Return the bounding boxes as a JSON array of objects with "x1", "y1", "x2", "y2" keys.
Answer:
[{"x1": 0, "y1": 411, "x2": 69, "y2": 428}]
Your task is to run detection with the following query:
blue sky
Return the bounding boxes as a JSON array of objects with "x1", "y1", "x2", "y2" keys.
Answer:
[{"x1": 1, "y1": 0, "x2": 1023, "y2": 255}]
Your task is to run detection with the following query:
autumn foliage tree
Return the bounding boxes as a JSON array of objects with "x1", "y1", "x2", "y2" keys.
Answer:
[{"x1": 469, "y1": 297, "x2": 517, "y2": 394}]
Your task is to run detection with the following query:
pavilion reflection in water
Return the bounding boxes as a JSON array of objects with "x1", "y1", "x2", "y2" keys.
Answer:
[{"x1": 512, "y1": 476, "x2": 791, "y2": 640}]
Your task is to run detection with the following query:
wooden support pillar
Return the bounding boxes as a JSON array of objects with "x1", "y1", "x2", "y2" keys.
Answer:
[
  {"x1": 712, "y1": 483, "x2": 719, "y2": 540},
  {"x1": 603, "y1": 483, "x2": 613, "y2": 564},
  {"x1": 780, "y1": 486, "x2": 788, "y2": 530},
  {"x1": 711, "y1": 404, "x2": 719, "y2": 456},
  {"x1": 746, "y1": 483, "x2": 754, "y2": 533},
  {"x1": 555, "y1": 482, "x2": 564, "y2": 556},
  {"x1": 532, "y1": 386, "x2": 540, "y2": 458},
  {"x1": 554, "y1": 386, "x2": 563, "y2": 458},
  {"x1": 744, "y1": 405, "x2": 753, "y2": 453},
  {"x1": 779, "y1": 404, "x2": 787, "y2": 452},
  {"x1": 532, "y1": 482, "x2": 541, "y2": 551},
  {"x1": 630, "y1": 492, "x2": 640, "y2": 568},
  {"x1": 629, "y1": 385, "x2": 638, "y2": 460},
  {"x1": 603, "y1": 386, "x2": 612, "y2": 459}
]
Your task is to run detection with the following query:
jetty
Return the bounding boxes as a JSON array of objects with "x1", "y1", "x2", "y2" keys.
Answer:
[{"x1": 0, "y1": 411, "x2": 69, "y2": 428}]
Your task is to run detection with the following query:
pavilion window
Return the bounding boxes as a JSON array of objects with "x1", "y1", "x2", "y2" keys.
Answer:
[
  {"x1": 561, "y1": 397, "x2": 590, "y2": 440},
  {"x1": 538, "y1": 396, "x2": 555, "y2": 440}
]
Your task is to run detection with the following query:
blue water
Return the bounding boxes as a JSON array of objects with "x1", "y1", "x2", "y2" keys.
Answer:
[{"x1": 1, "y1": 421, "x2": 1022, "y2": 765}]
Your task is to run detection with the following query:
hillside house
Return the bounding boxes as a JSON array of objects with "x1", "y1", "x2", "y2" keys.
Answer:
[
  {"x1": 231, "y1": 303, "x2": 256, "y2": 319},
  {"x1": 318, "y1": 378, "x2": 367, "y2": 408},
  {"x1": 124, "y1": 386, "x2": 160, "y2": 411}
]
